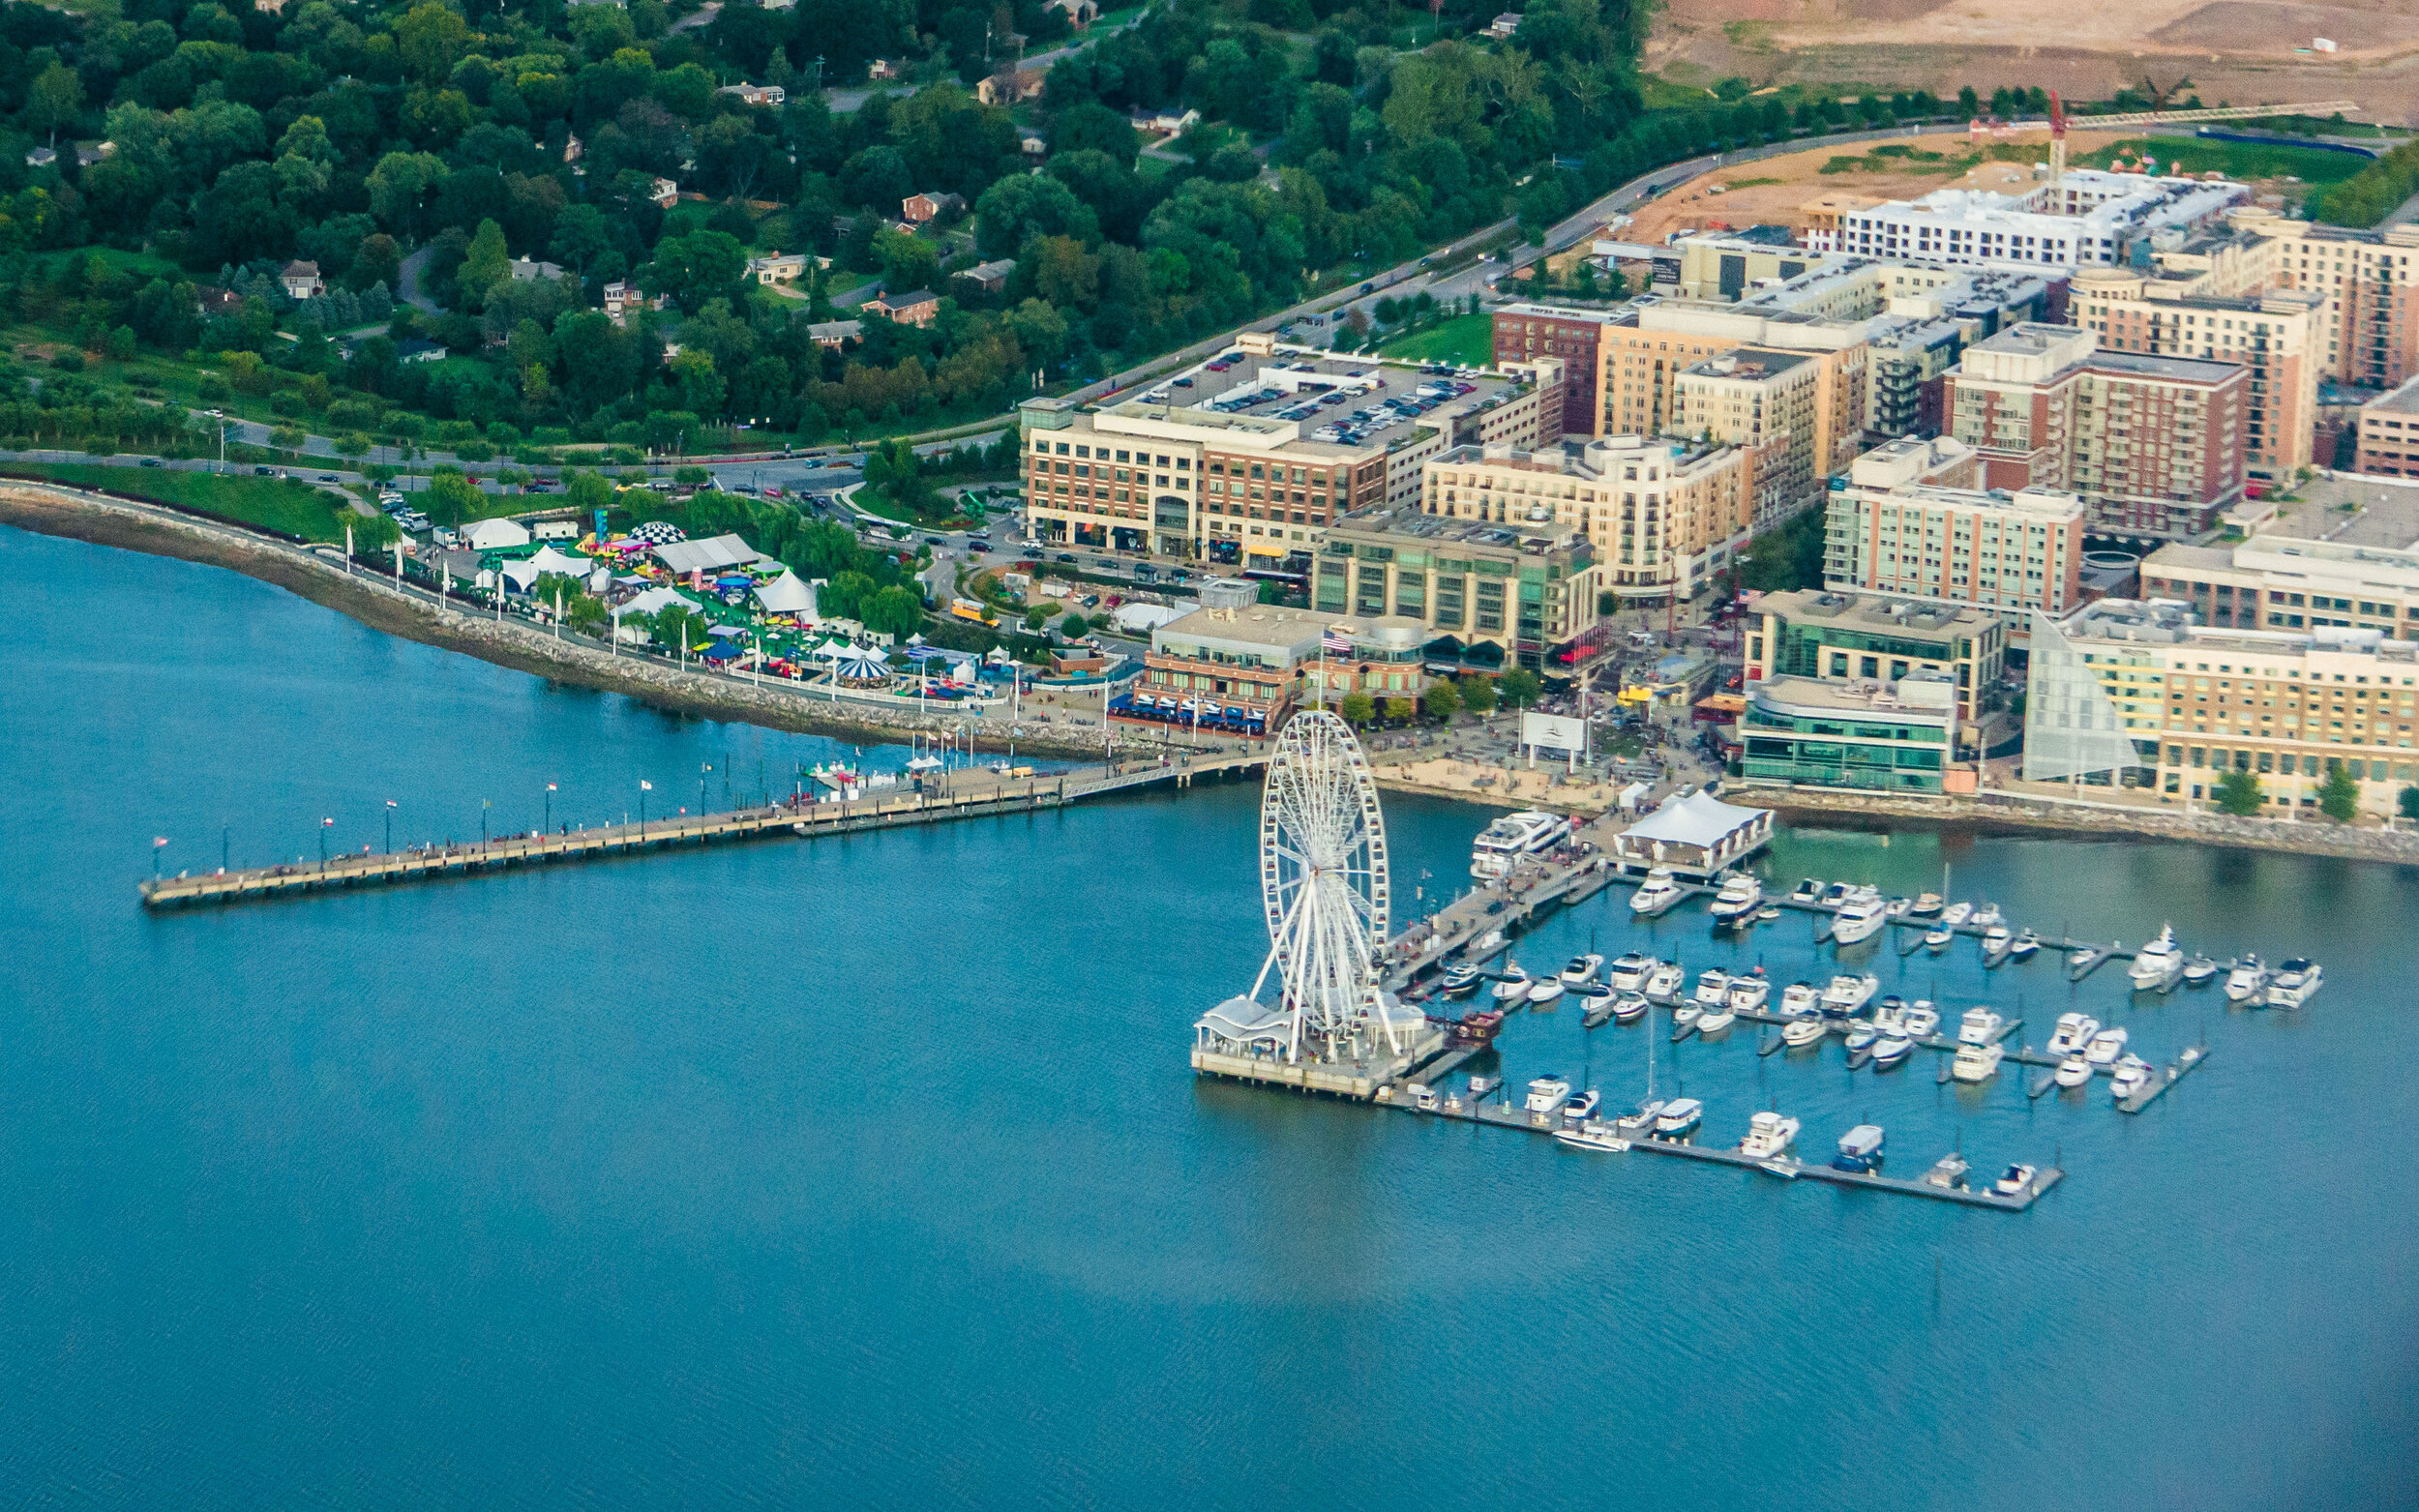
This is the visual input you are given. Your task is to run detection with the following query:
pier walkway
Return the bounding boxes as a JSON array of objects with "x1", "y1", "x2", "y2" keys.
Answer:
[{"x1": 139, "y1": 751, "x2": 1268, "y2": 908}]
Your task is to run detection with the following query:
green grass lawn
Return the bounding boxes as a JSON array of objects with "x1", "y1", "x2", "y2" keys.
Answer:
[
  {"x1": 2078, "y1": 137, "x2": 2372, "y2": 186},
  {"x1": 1378, "y1": 311, "x2": 1496, "y2": 369},
  {"x1": 0, "y1": 461, "x2": 356, "y2": 541}
]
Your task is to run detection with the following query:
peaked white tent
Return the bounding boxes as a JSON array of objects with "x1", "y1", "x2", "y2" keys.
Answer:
[
  {"x1": 756, "y1": 569, "x2": 817, "y2": 616},
  {"x1": 463, "y1": 517, "x2": 531, "y2": 550},
  {"x1": 618, "y1": 586, "x2": 701, "y2": 619},
  {"x1": 1610, "y1": 788, "x2": 1773, "y2": 875}
]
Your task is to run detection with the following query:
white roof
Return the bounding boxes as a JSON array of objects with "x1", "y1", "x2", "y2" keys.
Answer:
[
  {"x1": 652, "y1": 532, "x2": 764, "y2": 574},
  {"x1": 1196, "y1": 996, "x2": 1288, "y2": 1040},
  {"x1": 526, "y1": 544, "x2": 590, "y2": 578},
  {"x1": 463, "y1": 517, "x2": 530, "y2": 549},
  {"x1": 1111, "y1": 602, "x2": 1182, "y2": 633},
  {"x1": 1619, "y1": 788, "x2": 1768, "y2": 848},
  {"x1": 755, "y1": 569, "x2": 817, "y2": 614},
  {"x1": 619, "y1": 586, "x2": 700, "y2": 618}
]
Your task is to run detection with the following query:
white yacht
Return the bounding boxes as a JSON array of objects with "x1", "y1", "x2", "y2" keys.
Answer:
[
  {"x1": 1901, "y1": 1001, "x2": 1941, "y2": 1039},
  {"x1": 1778, "y1": 982, "x2": 1821, "y2": 1017},
  {"x1": 1696, "y1": 1001, "x2": 1737, "y2": 1036},
  {"x1": 1578, "y1": 984, "x2": 1618, "y2": 1026},
  {"x1": 1492, "y1": 964, "x2": 1534, "y2": 1003},
  {"x1": 2183, "y1": 957, "x2": 2219, "y2": 987},
  {"x1": 1870, "y1": 997, "x2": 1907, "y2": 1034},
  {"x1": 1981, "y1": 922, "x2": 2013, "y2": 956},
  {"x1": 1611, "y1": 991, "x2": 1651, "y2": 1023},
  {"x1": 1523, "y1": 1075, "x2": 1572, "y2": 1114},
  {"x1": 1709, "y1": 873, "x2": 1763, "y2": 923},
  {"x1": 1939, "y1": 901, "x2": 1974, "y2": 927},
  {"x1": 2265, "y1": 959, "x2": 2324, "y2": 1008},
  {"x1": 2109, "y1": 1055, "x2": 2155, "y2": 1100},
  {"x1": 2129, "y1": 924, "x2": 2184, "y2": 990},
  {"x1": 2054, "y1": 1053, "x2": 2094, "y2": 1088},
  {"x1": 2224, "y1": 954, "x2": 2268, "y2": 1003},
  {"x1": 1653, "y1": 1098, "x2": 1703, "y2": 1140},
  {"x1": 1606, "y1": 952, "x2": 1656, "y2": 991},
  {"x1": 1690, "y1": 969, "x2": 1734, "y2": 1008},
  {"x1": 1527, "y1": 976, "x2": 1566, "y2": 1006},
  {"x1": 1844, "y1": 1022, "x2": 1881, "y2": 1054},
  {"x1": 1830, "y1": 891, "x2": 1891, "y2": 945},
  {"x1": 1560, "y1": 953, "x2": 1605, "y2": 986},
  {"x1": 1781, "y1": 1016, "x2": 1828, "y2": 1048},
  {"x1": 1951, "y1": 1041, "x2": 2004, "y2": 1082},
  {"x1": 2006, "y1": 930, "x2": 2041, "y2": 962},
  {"x1": 1726, "y1": 975, "x2": 1771, "y2": 1013},
  {"x1": 1819, "y1": 972, "x2": 1879, "y2": 1017},
  {"x1": 1739, "y1": 1111, "x2": 1800, "y2": 1158},
  {"x1": 1628, "y1": 867, "x2": 1685, "y2": 916},
  {"x1": 1554, "y1": 1123, "x2": 1627, "y2": 1153},
  {"x1": 1956, "y1": 1006, "x2": 2005, "y2": 1046},
  {"x1": 1671, "y1": 1002, "x2": 1704, "y2": 1035},
  {"x1": 1993, "y1": 1163, "x2": 2038, "y2": 1197},
  {"x1": 1641, "y1": 961, "x2": 1687, "y2": 1002},
  {"x1": 1922, "y1": 1152, "x2": 1970, "y2": 1190},
  {"x1": 1923, "y1": 927, "x2": 1953, "y2": 951},
  {"x1": 1971, "y1": 902, "x2": 2005, "y2": 930},
  {"x1": 1910, "y1": 892, "x2": 1944, "y2": 918},
  {"x1": 1563, "y1": 1088, "x2": 1602, "y2": 1121},
  {"x1": 2084, "y1": 1026, "x2": 2130, "y2": 1066},
  {"x1": 2046, "y1": 1013, "x2": 2101, "y2": 1057},
  {"x1": 1870, "y1": 1032, "x2": 1914, "y2": 1069},
  {"x1": 1471, "y1": 810, "x2": 1567, "y2": 880}
]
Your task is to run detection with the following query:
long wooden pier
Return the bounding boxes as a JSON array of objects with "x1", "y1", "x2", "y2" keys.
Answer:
[{"x1": 139, "y1": 750, "x2": 1268, "y2": 908}]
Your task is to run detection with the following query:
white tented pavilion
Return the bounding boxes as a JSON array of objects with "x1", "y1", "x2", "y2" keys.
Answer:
[
  {"x1": 1193, "y1": 996, "x2": 1291, "y2": 1057},
  {"x1": 755, "y1": 569, "x2": 818, "y2": 617},
  {"x1": 1610, "y1": 788, "x2": 1774, "y2": 876}
]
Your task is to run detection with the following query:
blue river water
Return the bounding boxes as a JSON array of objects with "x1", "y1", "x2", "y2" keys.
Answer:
[{"x1": 3, "y1": 521, "x2": 2416, "y2": 1509}]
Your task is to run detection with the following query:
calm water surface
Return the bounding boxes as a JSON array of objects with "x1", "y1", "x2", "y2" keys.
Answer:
[{"x1": 3, "y1": 523, "x2": 2415, "y2": 1509}]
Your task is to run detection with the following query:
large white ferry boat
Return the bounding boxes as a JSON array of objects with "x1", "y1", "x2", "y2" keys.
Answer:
[{"x1": 1470, "y1": 811, "x2": 1568, "y2": 880}]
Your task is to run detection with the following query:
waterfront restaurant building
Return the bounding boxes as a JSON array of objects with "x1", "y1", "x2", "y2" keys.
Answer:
[
  {"x1": 1607, "y1": 788, "x2": 1774, "y2": 876},
  {"x1": 1135, "y1": 604, "x2": 1329, "y2": 735},
  {"x1": 1737, "y1": 672, "x2": 1959, "y2": 794},
  {"x1": 1746, "y1": 587, "x2": 2006, "y2": 728},
  {"x1": 1313, "y1": 496, "x2": 1600, "y2": 672}
]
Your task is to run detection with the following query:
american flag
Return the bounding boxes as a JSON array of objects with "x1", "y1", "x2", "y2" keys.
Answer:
[{"x1": 1322, "y1": 626, "x2": 1354, "y2": 656}]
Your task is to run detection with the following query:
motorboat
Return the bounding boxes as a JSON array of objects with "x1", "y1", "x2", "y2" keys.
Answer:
[
  {"x1": 1951, "y1": 1042, "x2": 2004, "y2": 1082},
  {"x1": 1472, "y1": 809, "x2": 1568, "y2": 880},
  {"x1": 1563, "y1": 1088, "x2": 1602, "y2": 1121},
  {"x1": 2108, "y1": 1055, "x2": 2155, "y2": 1100},
  {"x1": 1413, "y1": 1085, "x2": 1440, "y2": 1112},
  {"x1": 1870, "y1": 997, "x2": 1907, "y2": 1034},
  {"x1": 1690, "y1": 969, "x2": 1734, "y2": 1008},
  {"x1": 2006, "y1": 930, "x2": 2041, "y2": 962},
  {"x1": 1816, "y1": 881, "x2": 1858, "y2": 906},
  {"x1": 1554, "y1": 1122, "x2": 1628, "y2": 1153},
  {"x1": 1642, "y1": 961, "x2": 1687, "y2": 1002},
  {"x1": 1921, "y1": 1152, "x2": 1969, "y2": 1190},
  {"x1": 1819, "y1": 973, "x2": 1879, "y2": 1017},
  {"x1": 2046, "y1": 1013, "x2": 2101, "y2": 1058},
  {"x1": 1607, "y1": 952, "x2": 1657, "y2": 991},
  {"x1": 1467, "y1": 1075, "x2": 1502, "y2": 1099},
  {"x1": 1831, "y1": 1124, "x2": 1885, "y2": 1173},
  {"x1": 1939, "y1": 901, "x2": 1973, "y2": 927},
  {"x1": 1790, "y1": 877, "x2": 1825, "y2": 904},
  {"x1": 1924, "y1": 927, "x2": 1953, "y2": 952},
  {"x1": 1956, "y1": 1006, "x2": 2005, "y2": 1046},
  {"x1": 2183, "y1": 957, "x2": 2219, "y2": 987},
  {"x1": 2128, "y1": 924, "x2": 2184, "y2": 990},
  {"x1": 1885, "y1": 896, "x2": 1912, "y2": 918},
  {"x1": 2224, "y1": 954, "x2": 2267, "y2": 1003},
  {"x1": 1901, "y1": 1001, "x2": 1941, "y2": 1039},
  {"x1": 1441, "y1": 963, "x2": 1483, "y2": 996},
  {"x1": 2265, "y1": 959, "x2": 2324, "y2": 1008},
  {"x1": 1739, "y1": 1111, "x2": 1800, "y2": 1158},
  {"x1": 1708, "y1": 873, "x2": 1763, "y2": 924},
  {"x1": 1726, "y1": 975, "x2": 1771, "y2": 1013},
  {"x1": 1561, "y1": 953, "x2": 1605, "y2": 986},
  {"x1": 1909, "y1": 892, "x2": 1944, "y2": 918},
  {"x1": 1971, "y1": 903, "x2": 2004, "y2": 929},
  {"x1": 1696, "y1": 1002, "x2": 1737, "y2": 1036},
  {"x1": 1527, "y1": 977, "x2": 1566, "y2": 1007},
  {"x1": 1613, "y1": 1100, "x2": 1664, "y2": 1139},
  {"x1": 1781, "y1": 1016, "x2": 1828, "y2": 1048},
  {"x1": 1844, "y1": 1022, "x2": 1881, "y2": 1054},
  {"x1": 1611, "y1": 991, "x2": 1651, "y2": 1023},
  {"x1": 1830, "y1": 891, "x2": 1891, "y2": 945},
  {"x1": 1452, "y1": 1008, "x2": 1506, "y2": 1044},
  {"x1": 1580, "y1": 995, "x2": 1617, "y2": 1029},
  {"x1": 1993, "y1": 1163, "x2": 2038, "y2": 1197},
  {"x1": 1653, "y1": 1098, "x2": 1703, "y2": 1140},
  {"x1": 1628, "y1": 867, "x2": 1685, "y2": 916},
  {"x1": 1779, "y1": 982, "x2": 1821, "y2": 1017},
  {"x1": 1756, "y1": 904, "x2": 1781, "y2": 921},
  {"x1": 1982, "y1": 923, "x2": 2013, "y2": 956},
  {"x1": 1493, "y1": 964, "x2": 1534, "y2": 1003},
  {"x1": 1672, "y1": 1002, "x2": 1703, "y2": 1035},
  {"x1": 2054, "y1": 1053, "x2": 2093, "y2": 1088},
  {"x1": 2068, "y1": 944, "x2": 2098, "y2": 970},
  {"x1": 1870, "y1": 1032, "x2": 1914, "y2": 1070},
  {"x1": 2084, "y1": 1026, "x2": 2130, "y2": 1066},
  {"x1": 1523, "y1": 1076, "x2": 1572, "y2": 1113}
]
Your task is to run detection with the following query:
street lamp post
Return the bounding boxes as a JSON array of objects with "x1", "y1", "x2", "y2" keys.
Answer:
[
  {"x1": 640, "y1": 780, "x2": 652, "y2": 836},
  {"x1": 481, "y1": 799, "x2": 490, "y2": 846},
  {"x1": 384, "y1": 799, "x2": 395, "y2": 852},
  {"x1": 700, "y1": 762, "x2": 711, "y2": 815},
  {"x1": 318, "y1": 816, "x2": 332, "y2": 869},
  {"x1": 545, "y1": 782, "x2": 555, "y2": 834}
]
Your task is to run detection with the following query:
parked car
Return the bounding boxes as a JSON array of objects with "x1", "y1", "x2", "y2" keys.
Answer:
[
  {"x1": 253, "y1": 464, "x2": 274, "y2": 475},
  {"x1": 139, "y1": 457, "x2": 163, "y2": 467},
  {"x1": 1055, "y1": 552, "x2": 1077, "y2": 563},
  {"x1": 317, "y1": 473, "x2": 339, "y2": 482}
]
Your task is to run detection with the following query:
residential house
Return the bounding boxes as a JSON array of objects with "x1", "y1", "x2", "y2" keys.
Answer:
[
  {"x1": 602, "y1": 281, "x2": 671, "y2": 327},
  {"x1": 75, "y1": 140, "x2": 113, "y2": 167},
  {"x1": 1048, "y1": 0, "x2": 1097, "y2": 26},
  {"x1": 1130, "y1": 107, "x2": 1200, "y2": 138},
  {"x1": 976, "y1": 70, "x2": 1044, "y2": 107},
  {"x1": 280, "y1": 260, "x2": 324, "y2": 299},
  {"x1": 867, "y1": 58, "x2": 900, "y2": 79},
  {"x1": 866, "y1": 289, "x2": 940, "y2": 328},
  {"x1": 808, "y1": 319, "x2": 863, "y2": 348},
  {"x1": 717, "y1": 82, "x2": 786, "y2": 106},
  {"x1": 1488, "y1": 12, "x2": 1523, "y2": 35},
  {"x1": 960, "y1": 258, "x2": 1016, "y2": 295},
  {"x1": 1020, "y1": 133, "x2": 1048, "y2": 158},
  {"x1": 508, "y1": 256, "x2": 565, "y2": 282},
  {"x1": 395, "y1": 338, "x2": 446, "y2": 364},
  {"x1": 563, "y1": 133, "x2": 582, "y2": 163},
  {"x1": 746, "y1": 251, "x2": 814, "y2": 285},
  {"x1": 23, "y1": 146, "x2": 53, "y2": 167},
  {"x1": 648, "y1": 177, "x2": 679, "y2": 208},
  {"x1": 901, "y1": 191, "x2": 966, "y2": 224}
]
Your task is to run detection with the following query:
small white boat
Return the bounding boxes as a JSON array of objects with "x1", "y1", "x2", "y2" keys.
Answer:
[
  {"x1": 1672, "y1": 1002, "x2": 1704, "y2": 1034},
  {"x1": 1940, "y1": 901, "x2": 1974, "y2": 927},
  {"x1": 1831, "y1": 1124, "x2": 1885, "y2": 1173},
  {"x1": 1922, "y1": 1152, "x2": 1969, "y2": 1190},
  {"x1": 1523, "y1": 1076, "x2": 1572, "y2": 1113},
  {"x1": 1909, "y1": 893, "x2": 1944, "y2": 918},
  {"x1": 1901, "y1": 1001, "x2": 1941, "y2": 1039},
  {"x1": 1956, "y1": 1006, "x2": 2005, "y2": 1046},
  {"x1": 1441, "y1": 963, "x2": 1483, "y2": 996},
  {"x1": 1870, "y1": 1032, "x2": 1914, "y2": 1069},
  {"x1": 2265, "y1": 958, "x2": 2323, "y2": 1008},
  {"x1": 1611, "y1": 991, "x2": 1651, "y2": 1023},
  {"x1": 1563, "y1": 1088, "x2": 1602, "y2": 1121},
  {"x1": 1844, "y1": 1022, "x2": 1881, "y2": 1053},
  {"x1": 1951, "y1": 1041, "x2": 2004, "y2": 1082},
  {"x1": 1924, "y1": 927, "x2": 1953, "y2": 951},
  {"x1": 1790, "y1": 878, "x2": 1825, "y2": 904},
  {"x1": 1493, "y1": 964, "x2": 1534, "y2": 1003},
  {"x1": 1830, "y1": 891, "x2": 1890, "y2": 945},
  {"x1": 2084, "y1": 1026, "x2": 2130, "y2": 1066},
  {"x1": 1708, "y1": 873, "x2": 1763, "y2": 923},
  {"x1": 1778, "y1": 981, "x2": 1821, "y2": 1016},
  {"x1": 2182, "y1": 957, "x2": 2219, "y2": 987},
  {"x1": 2129, "y1": 923, "x2": 2184, "y2": 990},
  {"x1": 1613, "y1": 1100, "x2": 1664, "y2": 1139},
  {"x1": 1628, "y1": 867, "x2": 1685, "y2": 916},
  {"x1": 1885, "y1": 896, "x2": 1912, "y2": 918},
  {"x1": 1526, "y1": 977, "x2": 1566, "y2": 1006},
  {"x1": 1690, "y1": 969, "x2": 1734, "y2": 1008},
  {"x1": 1820, "y1": 972, "x2": 1879, "y2": 1017},
  {"x1": 1696, "y1": 1003, "x2": 1736, "y2": 1036},
  {"x1": 2046, "y1": 1012, "x2": 2101, "y2": 1058},
  {"x1": 1413, "y1": 1085, "x2": 1440, "y2": 1112},
  {"x1": 1755, "y1": 904, "x2": 1780, "y2": 921},
  {"x1": 1993, "y1": 1163, "x2": 2038, "y2": 1197},
  {"x1": 1554, "y1": 1123, "x2": 1628, "y2": 1153},
  {"x1": 1606, "y1": 952, "x2": 1656, "y2": 991},
  {"x1": 1739, "y1": 1110, "x2": 1800, "y2": 1158},
  {"x1": 1870, "y1": 997, "x2": 1907, "y2": 1034},
  {"x1": 1560, "y1": 953, "x2": 1605, "y2": 986},
  {"x1": 2224, "y1": 954, "x2": 2267, "y2": 1003},
  {"x1": 2108, "y1": 1055, "x2": 2155, "y2": 1100},
  {"x1": 1467, "y1": 1075, "x2": 1501, "y2": 1099},
  {"x1": 1579, "y1": 985, "x2": 1618, "y2": 1027},
  {"x1": 1653, "y1": 1098, "x2": 1703, "y2": 1140},
  {"x1": 1982, "y1": 923, "x2": 2012, "y2": 955},
  {"x1": 1971, "y1": 903, "x2": 2004, "y2": 929},
  {"x1": 1782, "y1": 1016, "x2": 1828, "y2": 1048},
  {"x1": 2053, "y1": 1053, "x2": 2094, "y2": 1088},
  {"x1": 2006, "y1": 930, "x2": 2041, "y2": 961},
  {"x1": 1642, "y1": 961, "x2": 1687, "y2": 1002},
  {"x1": 1726, "y1": 975, "x2": 1771, "y2": 1013}
]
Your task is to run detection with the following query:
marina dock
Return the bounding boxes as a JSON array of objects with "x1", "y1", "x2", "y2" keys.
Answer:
[{"x1": 140, "y1": 751, "x2": 1269, "y2": 908}]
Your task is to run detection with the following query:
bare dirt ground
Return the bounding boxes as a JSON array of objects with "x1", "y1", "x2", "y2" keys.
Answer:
[{"x1": 1651, "y1": 0, "x2": 2419, "y2": 126}]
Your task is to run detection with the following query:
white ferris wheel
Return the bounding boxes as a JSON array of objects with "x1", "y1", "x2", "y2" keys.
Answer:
[{"x1": 1249, "y1": 710, "x2": 1394, "y2": 1062}]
